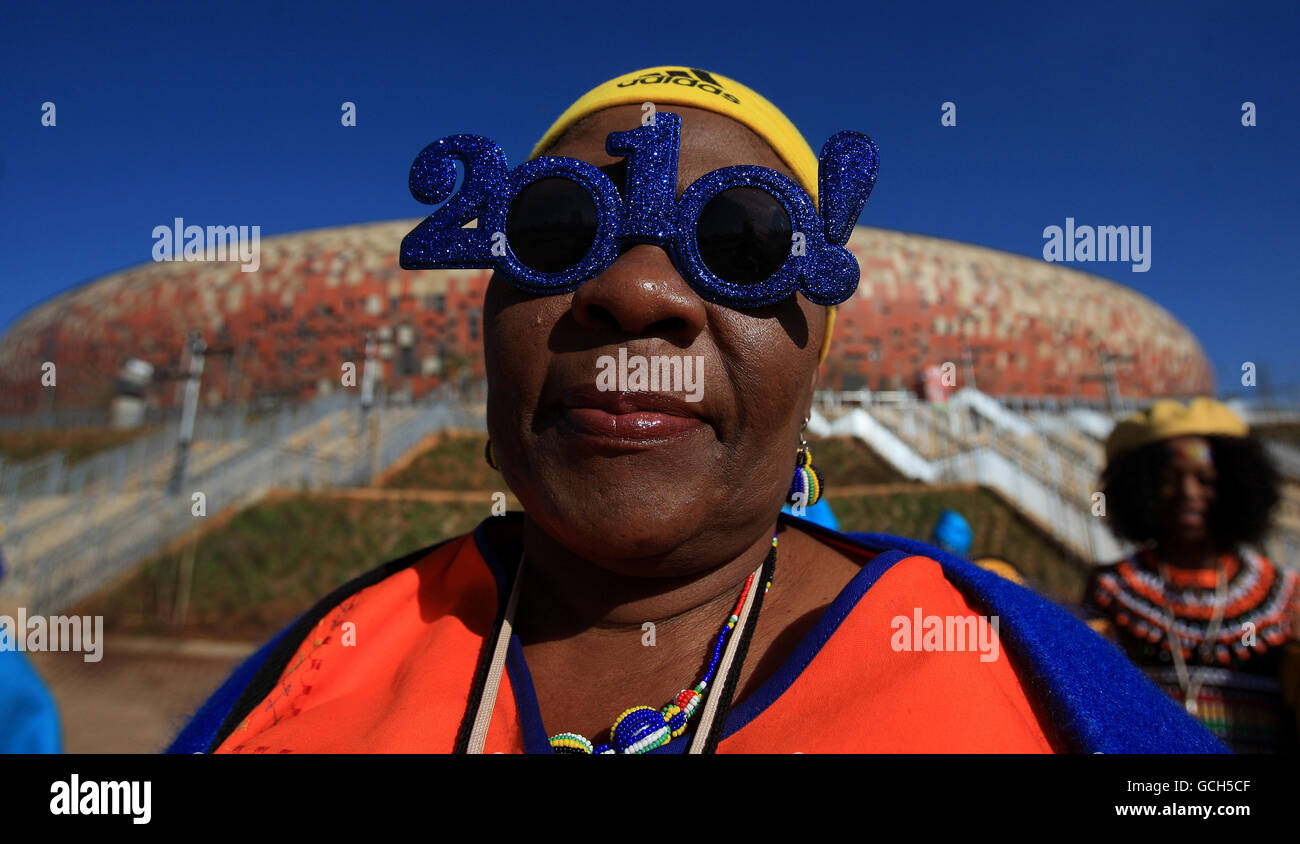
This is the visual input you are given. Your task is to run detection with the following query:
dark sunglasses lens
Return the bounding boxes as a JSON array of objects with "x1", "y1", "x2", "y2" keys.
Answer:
[
  {"x1": 696, "y1": 187, "x2": 792, "y2": 284},
  {"x1": 505, "y1": 178, "x2": 599, "y2": 274}
]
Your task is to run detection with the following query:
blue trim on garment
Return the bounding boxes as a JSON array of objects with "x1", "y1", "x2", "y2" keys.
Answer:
[
  {"x1": 166, "y1": 625, "x2": 292, "y2": 754},
  {"x1": 507, "y1": 635, "x2": 553, "y2": 753}
]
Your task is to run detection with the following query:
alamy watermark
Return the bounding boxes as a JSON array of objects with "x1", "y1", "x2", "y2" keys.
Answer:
[
  {"x1": 0, "y1": 608, "x2": 103, "y2": 662},
  {"x1": 152, "y1": 216, "x2": 261, "y2": 272},
  {"x1": 50, "y1": 775, "x2": 150, "y2": 824},
  {"x1": 890, "y1": 607, "x2": 1000, "y2": 663},
  {"x1": 1042, "y1": 217, "x2": 1150, "y2": 272},
  {"x1": 596, "y1": 347, "x2": 704, "y2": 402}
]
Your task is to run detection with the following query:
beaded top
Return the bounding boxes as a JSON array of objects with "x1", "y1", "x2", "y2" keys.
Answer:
[{"x1": 1089, "y1": 548, "x2": 1297, "y2": 670}]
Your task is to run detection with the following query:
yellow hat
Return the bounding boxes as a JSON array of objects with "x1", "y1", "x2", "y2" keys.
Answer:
[
  {"x1": 973, "y1": 557, "x2": 1026, "y2": 586},
  {"x1": 1104, "y1": 397, "x2": 1249, "y2": 462},
  {"x1": 530, "y1": 66, "x2": 838, "y2": 363}
]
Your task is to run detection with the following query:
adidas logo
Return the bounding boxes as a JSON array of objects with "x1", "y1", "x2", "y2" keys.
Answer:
[{"x1": 616, "y1": 68, "x2": 740, "y2": 104}]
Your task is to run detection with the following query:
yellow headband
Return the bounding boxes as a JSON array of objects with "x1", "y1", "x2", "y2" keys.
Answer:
[
  {"x1": 1105, "y1": 397, "x2": 1249, "y2": 462},
  {"x1": 530, "y1": 65, "x2": 837, "y2": 363}
]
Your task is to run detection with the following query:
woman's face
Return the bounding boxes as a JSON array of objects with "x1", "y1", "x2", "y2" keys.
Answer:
[
  {"x1": 1156, "y1": 436, "x2": 1217, "y2": 545},
  {"x1": 483, "y1": 104, "x2": 826, "y2": 575}
]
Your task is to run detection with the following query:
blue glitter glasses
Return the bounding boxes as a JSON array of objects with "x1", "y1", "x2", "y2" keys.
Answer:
[{"x1": 399, "y1": 112, "x2": 879, "y2": 308}]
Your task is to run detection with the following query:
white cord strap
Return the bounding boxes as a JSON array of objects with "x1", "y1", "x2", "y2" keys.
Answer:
[
  {"x1": 688, "y1": 559, "x2": 766, "y2": 754},
  {"x1": 465, "y1": 551, "x2": 526, "y2": 754}
]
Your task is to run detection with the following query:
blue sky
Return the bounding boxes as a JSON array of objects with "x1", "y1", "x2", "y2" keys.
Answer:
[{"x1": 2, "y1": 1, "x2": 1296, "y2": 397}]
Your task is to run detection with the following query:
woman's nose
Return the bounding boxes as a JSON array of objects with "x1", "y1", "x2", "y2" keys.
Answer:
[
  {"x1": 570, "y1": 244, "x2": 708, "y2": 343},
  {"x1": 1181, "y1": 472, "x2": 1210, "y2": 502}
]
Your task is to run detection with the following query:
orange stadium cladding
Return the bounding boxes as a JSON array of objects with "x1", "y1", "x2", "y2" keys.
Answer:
[{"x1": 0, "y1": 220, "x2": 1214, "y2": 416}]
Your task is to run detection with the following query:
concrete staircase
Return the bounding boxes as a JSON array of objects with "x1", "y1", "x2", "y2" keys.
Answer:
[{"x1": 0, "y1": 391, "x2": 482, "y2": 616}]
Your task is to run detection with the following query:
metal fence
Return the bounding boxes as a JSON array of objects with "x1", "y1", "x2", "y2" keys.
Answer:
[{"x1": 0, "y1": 387, "x2": 485, "y2": 616}]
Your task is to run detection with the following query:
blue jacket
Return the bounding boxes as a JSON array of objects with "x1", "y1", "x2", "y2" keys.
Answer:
[
  {"x1": 0, "y1": 550, "x2": 63, "y2": 754},
  {"x1": 0, "y1": 649, "x2": 62, "y2": 753}
]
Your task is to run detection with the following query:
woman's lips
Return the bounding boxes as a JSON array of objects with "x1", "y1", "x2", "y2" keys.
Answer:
[
  {"x1": 563, "y1": 407, "x2": 705, "y2": 441},
  {"x1": 556, "y1": 389, "x2": 708, "y2": 444}
]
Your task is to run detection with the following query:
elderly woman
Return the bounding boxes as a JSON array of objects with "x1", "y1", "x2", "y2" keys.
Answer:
[
  {"x1": 1084, "y1": 398, "x2": 1300, "y2": 752},
  {"x1": 172, "y1": 67, "x2": 1219, "y2": 754}
]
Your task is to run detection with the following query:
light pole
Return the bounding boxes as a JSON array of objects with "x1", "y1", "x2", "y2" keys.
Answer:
[
  {"x1": 360, "y1": 332, "x2": 381, "y2": 483},
  {"x1": 168, "y1": 331, "x2": 206, "y2": 495}
]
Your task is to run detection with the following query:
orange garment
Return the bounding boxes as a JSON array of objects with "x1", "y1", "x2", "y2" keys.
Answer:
[{"x1": 217, "y1": 530, "x2": 1055, "y2": 753}]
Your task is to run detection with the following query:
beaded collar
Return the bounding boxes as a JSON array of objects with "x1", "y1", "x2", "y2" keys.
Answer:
[
  {"x1": 460, "y1": 535, "x2": 778, "y2": 754},
  {"x1": 1091, "y1": 548, "x2": 1297, "y2": 667},
  {"x1": 553, "y1": 538, "x2": 776, "y2": 754}
]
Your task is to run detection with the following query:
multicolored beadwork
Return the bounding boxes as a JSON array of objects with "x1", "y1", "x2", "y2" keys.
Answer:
[
  {"x1": 611, "y1": 706, "x2": 671, "y2": 753},
  {"x1": 546, "y1": 535, "x2": 776, "y2": 754},
  {"x1": 1091, "y1": 548, "x2": 1298, "y2": 668},
  {"x1": 548, "y1": 732, "x2": 594, "y2": 754},
  {"x1": 674, "y1": 687, "x2": 703, "y2": 719},
  {"x1": 661, "y1": 704, "x2": 687, "y2": 738},
  {"x1": 786, "y1": 446, "x2": 824, "y2": 507}
]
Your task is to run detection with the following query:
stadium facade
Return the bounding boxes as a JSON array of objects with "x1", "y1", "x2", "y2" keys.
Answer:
[{"x1": 0, "y1": 221, "x2": 1214, "y2": 417}]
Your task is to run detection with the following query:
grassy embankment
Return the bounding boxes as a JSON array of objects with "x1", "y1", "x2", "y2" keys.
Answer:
[{"x1": 76, "y1": 434, "x2": 1088, "y2": 639}]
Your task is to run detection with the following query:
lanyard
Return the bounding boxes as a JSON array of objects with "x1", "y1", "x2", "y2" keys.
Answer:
[{"x1": 1159, "y1": 560, "x2": 1228, "y2": 716}]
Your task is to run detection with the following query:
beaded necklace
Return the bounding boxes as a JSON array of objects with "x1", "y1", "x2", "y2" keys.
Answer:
[
  {"x1": 1091, "y1": 547, "x2": 1296, "y2": 667},
  {"x1": 460, "y1": 533, "x2": 778, "y2": 754},
  {"x1": 550, "y1": 534, "x2": 777, "y2": 754}
]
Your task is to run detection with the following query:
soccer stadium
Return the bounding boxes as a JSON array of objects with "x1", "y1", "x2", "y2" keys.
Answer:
[{"x1": 0, "y1": 221, "x2": 1214, "y2": 417}]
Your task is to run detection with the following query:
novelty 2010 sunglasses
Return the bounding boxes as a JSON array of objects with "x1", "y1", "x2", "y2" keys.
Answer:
[{"x1": 399, "y1": 111, "x2": 879, "y2": 308}]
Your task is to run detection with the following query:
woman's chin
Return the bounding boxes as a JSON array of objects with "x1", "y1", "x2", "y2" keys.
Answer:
[{"x1": 521, "y1": 485, "x2": 731, "y2": 570}]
